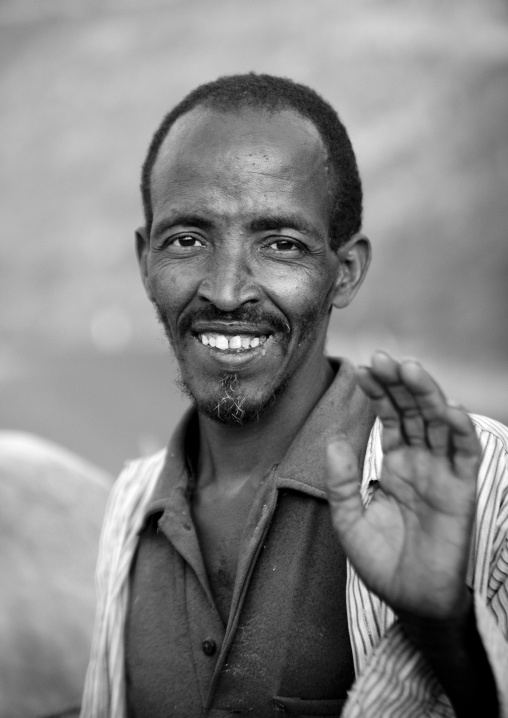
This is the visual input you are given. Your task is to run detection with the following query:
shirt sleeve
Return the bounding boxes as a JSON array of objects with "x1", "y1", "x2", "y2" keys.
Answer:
[
  {"x1": 469, "y1": 415, "x2": 508, "y2": 718},
  {"x1": 343, "y1": 414, "x2": 508, "y2": 718},
  {"x1": 80, "y1": 464, "x2": 131, "y2": 718},
  {"x1": 80, "y1": 451, "x2": 166, "y2": 718},
  {"x1": 419, "y1": 415, "x2": 508, "y2": 718}
]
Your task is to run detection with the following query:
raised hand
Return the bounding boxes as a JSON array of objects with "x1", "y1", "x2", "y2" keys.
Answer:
[{"x1": 326, "y1": 351, "x2": 481, "y2": 621}]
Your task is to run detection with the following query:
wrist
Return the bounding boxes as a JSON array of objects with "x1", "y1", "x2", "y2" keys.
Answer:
[
  {"x1": 398, "y1": 592, "x2": 498, "y2": 718},
  {"x1": 397, "y1": 588, "x2": 473, "y2": 644}
]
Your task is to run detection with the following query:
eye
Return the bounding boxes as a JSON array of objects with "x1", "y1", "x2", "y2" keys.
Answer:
[
  {"x1": 169, "y1": 235, "x2": 204, "y2": 248},
  {"x1": 267, "y1": 238, "x2": 305, "y2": 254}
]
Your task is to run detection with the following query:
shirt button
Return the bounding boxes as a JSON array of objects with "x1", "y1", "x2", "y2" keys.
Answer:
[{"x1": 202, "y1": 639, "x2": 217, "y2": 656}]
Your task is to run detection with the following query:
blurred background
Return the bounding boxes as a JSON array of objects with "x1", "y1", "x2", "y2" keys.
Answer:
[
  {"x1": 1, "y1": 0, "x2": 507, "y2": 477},
  {"x1": 0, "y1": 1, "x2": 507, "y2": 715}
]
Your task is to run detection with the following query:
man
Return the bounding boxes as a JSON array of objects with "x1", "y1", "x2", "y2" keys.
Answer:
[{"x1": 81, "y1": 74, "x2": 508, "y2": 717}]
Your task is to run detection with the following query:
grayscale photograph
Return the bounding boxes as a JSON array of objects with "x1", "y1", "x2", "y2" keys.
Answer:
[{"x1": 0, "y1": 1, "x2": 507, "y2": 716}]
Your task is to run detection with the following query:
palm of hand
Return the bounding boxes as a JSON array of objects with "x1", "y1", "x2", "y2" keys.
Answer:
[
  {"x1": 349, "y1": 445, "x2": 476, "y2": 617},
  {"x1": 327, "y1": 352, "x2": 481, "y2": 621}
]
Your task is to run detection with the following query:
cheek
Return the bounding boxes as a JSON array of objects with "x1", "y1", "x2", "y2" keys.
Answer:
[
  {"x1": 264, "y1": 265, "x2": 336, "y2": 326},
  {"x1": 148, "y1": 260, "x2": 199, "y2": 315}
]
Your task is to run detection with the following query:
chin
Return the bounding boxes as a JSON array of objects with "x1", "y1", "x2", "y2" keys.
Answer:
[{"x1": 179, "y1": 372, "x2": 290, "y2": 426}]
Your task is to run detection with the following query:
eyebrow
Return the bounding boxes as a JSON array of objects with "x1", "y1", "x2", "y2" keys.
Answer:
[
  {"x1": 152, "y1": 214, "x2": 214, "y2": 239},
  {"x1": 152, "y1": 212, "x2": 319, "y2": 239},
  {"x1": 248, "y1": 214, "x2": 317, "y2": 236}
]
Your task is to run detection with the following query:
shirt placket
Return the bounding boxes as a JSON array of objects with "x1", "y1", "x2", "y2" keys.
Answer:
[
  {"x1": 204, "y1": 471, "x2": 280, "y2": 711},
  {"x1": 157, "y1": 486, "x2": 226, "y2": 706}
]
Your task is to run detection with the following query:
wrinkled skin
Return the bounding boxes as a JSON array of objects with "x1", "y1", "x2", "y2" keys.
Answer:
[{"x1": 136, "y1": 107, "x2": 368, "y2": 426}]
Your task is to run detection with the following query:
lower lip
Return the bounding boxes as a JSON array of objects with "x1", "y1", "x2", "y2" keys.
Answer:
[{"x1": 193, "y1": 336, "x2": 273, "y2": 369}]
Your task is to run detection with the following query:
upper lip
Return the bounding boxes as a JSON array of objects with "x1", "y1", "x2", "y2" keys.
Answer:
[{"x1": 192, "y1": 321, "x2": 274, "y2": 336}]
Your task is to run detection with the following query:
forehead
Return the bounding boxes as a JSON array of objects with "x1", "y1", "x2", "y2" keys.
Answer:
[{"x1": 150, "y1": 106, "x2": 330, "y2": 222}]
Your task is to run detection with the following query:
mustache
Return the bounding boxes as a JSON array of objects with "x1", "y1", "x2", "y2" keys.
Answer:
[{"x1": 178, "y1": 305, "x2": 291, "y2": 336}]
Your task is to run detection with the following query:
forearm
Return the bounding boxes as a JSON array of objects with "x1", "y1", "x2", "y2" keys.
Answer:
[{"x1": 399, "y1": 595, "x2": 499, "y2": 718}]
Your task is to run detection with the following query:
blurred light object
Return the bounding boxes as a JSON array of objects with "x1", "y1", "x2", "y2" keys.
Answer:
[
  {"x1": 0, "y1": 431, "x2": 111, "y2": 717},
  {"x1": 90, "y1": 305, "x2": 132, "y2": 353}
]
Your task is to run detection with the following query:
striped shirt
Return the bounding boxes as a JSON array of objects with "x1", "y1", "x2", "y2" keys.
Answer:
[{"x1": 81, "y1": 412, "x2": 508, "y2": 718}]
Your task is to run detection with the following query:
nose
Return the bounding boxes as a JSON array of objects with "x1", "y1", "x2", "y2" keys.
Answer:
[{"x1": 197, "y1": 245, "x2": 261, "y2": 311}]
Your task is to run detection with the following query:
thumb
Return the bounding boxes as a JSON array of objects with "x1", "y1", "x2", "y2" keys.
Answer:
[{"x1": 326, "y1": 437, "x2": 364, "y2": 533}]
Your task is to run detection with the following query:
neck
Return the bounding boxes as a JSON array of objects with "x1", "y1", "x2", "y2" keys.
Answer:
[{"x1": 196, "y1": 354, "x2": 335, "y2": 490}]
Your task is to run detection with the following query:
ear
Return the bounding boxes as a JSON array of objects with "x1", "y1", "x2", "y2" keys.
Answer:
[
  {"x1": 332, "y1": 232, "x2": 371, "y2": 309},
  {"x1": 135, "y1": 226, "x2": 154, "y2": 302}
]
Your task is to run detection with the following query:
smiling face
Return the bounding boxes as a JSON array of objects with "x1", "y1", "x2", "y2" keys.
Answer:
[{"x1": 138, "y1": 106, "x2": 346, "y2": 424}]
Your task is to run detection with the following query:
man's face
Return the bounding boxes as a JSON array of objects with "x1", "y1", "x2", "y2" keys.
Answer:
[{"x1": 140, "y1": 106, "x2": 342, "y2": 424}]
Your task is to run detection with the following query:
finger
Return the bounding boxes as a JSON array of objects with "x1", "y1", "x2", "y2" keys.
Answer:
[
  {"x1": 356, "y1": 366, "x2": 404, "y2": 452},
  {"x1": 445, "y1": 404, "x2": 482, "y2": 481},
  {"x1": 326, "y1": 438, "x2": 364, "y2": 537},
  {"x1": 398, "y1": 359, "x2": 450, "y2": 456},
  {"x1": 370, "y1": 351, "x2": 427, "y2": 446}
]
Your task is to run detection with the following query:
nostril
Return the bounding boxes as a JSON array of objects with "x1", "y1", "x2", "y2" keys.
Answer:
[{"x1": 197, "y1": 274, "x2": 261, "y2": 311}]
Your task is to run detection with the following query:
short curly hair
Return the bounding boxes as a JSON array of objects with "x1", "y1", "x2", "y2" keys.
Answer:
[{"x1": 141, "y1": 73, "x2": 362, "y2": 249}]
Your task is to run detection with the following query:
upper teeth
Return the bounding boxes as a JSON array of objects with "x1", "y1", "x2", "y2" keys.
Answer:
[{"x1": 199, "y1": 333, "x2": 267, "y2": 350}]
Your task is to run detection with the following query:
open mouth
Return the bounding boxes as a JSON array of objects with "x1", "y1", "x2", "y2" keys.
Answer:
[{"x1": 196, "y1": 333, "x2": 270, "y2": 352}]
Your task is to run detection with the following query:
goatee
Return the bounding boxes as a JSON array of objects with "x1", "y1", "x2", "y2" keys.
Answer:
[{"x1": 177, "y1": 371, "x2": 288, "y2": 425}]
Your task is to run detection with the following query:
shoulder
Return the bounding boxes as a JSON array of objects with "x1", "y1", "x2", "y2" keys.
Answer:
[
  {"x1": 95, "y1": 449, "x2": 167, "y2": 580},
  {"x1": 471, "y1": 414, "x2": 508, "y2": 452},
  {"x1": 471, "y1": 414, "x2": 508, "y2": 485},
  {"x1": 470, "y1": 414, "x2": 508, "y2": 508},
  {"x1": 113, "y1": 449, "x2": 167, "y2": 495},
  {"x1": 106, "y1": 449, "x2": 167, "y2": 522}
]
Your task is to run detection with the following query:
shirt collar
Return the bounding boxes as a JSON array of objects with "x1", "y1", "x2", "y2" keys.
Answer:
[
  {"x1": 144, "y1": 357, "x2": 375, "y2": 517},
  {"x1": 274, "y1": 357, "x2": 375, "y2": 495},
  {"x1": 142, "y1": 409, "x2": 196, "y2": 519}
]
